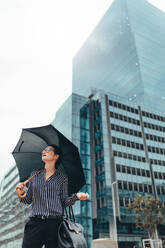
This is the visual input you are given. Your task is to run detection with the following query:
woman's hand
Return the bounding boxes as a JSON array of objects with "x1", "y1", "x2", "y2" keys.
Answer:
[
  {"x1": 76, "y1": 192, "x2": 89, "y2": 200},
  {"x1": 16, "y1": 182, "x2": 26, "y2": 195}
]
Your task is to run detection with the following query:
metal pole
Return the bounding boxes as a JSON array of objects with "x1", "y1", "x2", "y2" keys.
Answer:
[{"x1": 112, "y1": 181, "x2": 118, "y2": 248}]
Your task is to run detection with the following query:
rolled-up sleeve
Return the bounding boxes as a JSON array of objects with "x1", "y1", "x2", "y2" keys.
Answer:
[{"x1": 61, "y1": 177, "x2": 79, "y2": 207}]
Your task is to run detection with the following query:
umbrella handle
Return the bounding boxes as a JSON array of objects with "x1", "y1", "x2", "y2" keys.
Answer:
[
  {"x1": 16, "y1": 187, "x2": 27, "y2": 199},
  {"x1": 16, "y1": 170, "x2": 42, "y2": 199}
]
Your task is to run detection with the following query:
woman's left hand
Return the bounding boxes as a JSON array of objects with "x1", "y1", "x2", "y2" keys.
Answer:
[{"x1": 76, "y1": 192, "x2": 89, "y2": 200}]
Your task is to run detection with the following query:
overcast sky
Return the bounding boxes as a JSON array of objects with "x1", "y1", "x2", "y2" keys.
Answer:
[{"x1": 0, "y1": 0, "x2": 164, "y2": 181}]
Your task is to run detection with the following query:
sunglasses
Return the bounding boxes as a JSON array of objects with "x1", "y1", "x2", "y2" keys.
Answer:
[{"x1": 42, "y1": 147, "x2": 54, "y2": 153}]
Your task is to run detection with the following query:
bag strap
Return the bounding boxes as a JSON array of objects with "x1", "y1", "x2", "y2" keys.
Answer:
[
  {"x1": 69, "y1": 205, "x2": 75, "y2": 222},
  {"x1": 60, "y1": 192, "x2": 68, "y2": 219},
  {"x1": 60, "y1": 192, "x2": 76, "y2": 222},
  {"x1": 63, "y1": 205, "x2": 75, "y2": 222}
]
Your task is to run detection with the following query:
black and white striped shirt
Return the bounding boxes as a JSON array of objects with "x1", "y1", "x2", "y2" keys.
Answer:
[{"x1": 20, "y1": 168, "x2": 78, "y2": 217}]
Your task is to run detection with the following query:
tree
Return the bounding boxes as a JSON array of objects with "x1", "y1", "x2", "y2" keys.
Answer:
[{"x1": 128, "y1": 194, "x2": 165, "y2": 239}]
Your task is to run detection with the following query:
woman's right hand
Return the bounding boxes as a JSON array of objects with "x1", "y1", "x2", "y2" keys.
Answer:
[{"x1": 16, "y1": 182, "x2": 26, "y2": 195}]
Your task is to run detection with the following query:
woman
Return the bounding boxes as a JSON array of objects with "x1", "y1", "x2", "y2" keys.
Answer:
[{"x1": 16, "y1": 144, "x2": 89, "y2": 248}]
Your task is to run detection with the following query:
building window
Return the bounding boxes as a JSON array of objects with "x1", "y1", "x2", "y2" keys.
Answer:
[
  {"x1": 101, "y1": 198, "x2": 105, "y2": 208},
  {"x1": 154, "y1": 172, "x2": 158, "y2": 179},
  {"x1": 125, "y1": 198, "x2": 129, "y2": 207},
  {"x1": 146, "y1": 170, "x2": 150, "y2": 177},
  {"x1": 96, "y1": 183, "x2": 99, "y2": 191},
  {"x1": 97, "y1": 199, "x2": 100, "y2": 208},
  {"x1": 113, "y1": 150, "x2": 145, "y2": 162},
  {"x1": 110, "y1": 124, "x2": 142, "y2": 137},
  {"x1": 110, "y1": 112, "x2": 140, "y2": 125},
  {"x1": 157, "y1": 187, "x2": 161, "y2": 195},
  {"x1": 119, "y1": 198, "x2": 124, "y2": 207},
  {"x1": 127, "y1": 167, "x2": 131, "y2": 174},
  {"x1": 142, "y1": 111, "x2": 165, "y2": 122},
  {"x1": 128, "y1": 182, "x2": 133, "y2": 191},
  {"x1": 112, "y1": 137, "x2": 143, "y2": 150},
  {"x1": 148, "y1": 185, "x2": 152, "y2": 193},
  {"x1": 144, "y1": 184, "x2": 148, "y2": 192},
  {"x1": 118, "y1": 181, "x2": 122, "y2": 189},
  {"x1": 142, "y1": 169, "x2": 146, "y2": 177},
  {"x1": 134, "y1": 183, "x2": 138, "y2": 191},
  {"x1": 159, "y1": 173, "x2": 163, "y2": 180},
  {"x1": 123, "y1": 181, "x2": 128, "y2": 190},
  {"x1": 132, "y1": 167, "x2": 136, "y2": 175},
  {"x1": 116, "y1": 164, "x2": 121, "y2": 172},
  {"x1": 144, "y1": 122, "x2": 165, "y2": 132},
  {"x1": 139, "y1": 184, "x2": 143, "y2": 192},
  {"x1": 137, "y1": 169, "x2": 141, "y2": 176}
]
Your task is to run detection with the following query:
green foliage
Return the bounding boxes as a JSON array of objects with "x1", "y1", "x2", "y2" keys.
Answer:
[
  {"x1": 128, "y1": 194, "x2": 165, "y2": 239},
  {"x1": 162, "y1": 240, "x2": 165, "y2": 248}
]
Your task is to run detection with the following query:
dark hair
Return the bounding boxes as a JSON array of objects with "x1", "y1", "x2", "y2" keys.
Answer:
[{"x1": 48, "y1": 144, "x2": 63, "y2": 167}]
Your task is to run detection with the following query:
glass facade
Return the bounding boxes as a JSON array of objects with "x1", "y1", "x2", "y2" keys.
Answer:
[
  {"x1": 72, "y1": 2, "x2": 165, "y2": 245},
  {"x1": 80, "y1": 104, "x2": 92, "y2": 246},
  {"x1": 73, "y1": 0, "x2": 165, "y2": 113},
  {"x1": 80, "y1": 90, "x2": 165, "y2": 248},
  {"x1": 52, "y1": 93, "x2": 93, "y2": 247}
]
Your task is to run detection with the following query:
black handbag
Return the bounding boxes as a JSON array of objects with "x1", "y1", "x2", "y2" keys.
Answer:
[{"x1": 58, "y1": 206, "x2": 88, "y2": 248}]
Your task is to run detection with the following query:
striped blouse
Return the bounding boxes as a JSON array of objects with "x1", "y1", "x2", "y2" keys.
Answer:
[{"x1": 20, "y1": 168, "x2": 79, "y2": 217}]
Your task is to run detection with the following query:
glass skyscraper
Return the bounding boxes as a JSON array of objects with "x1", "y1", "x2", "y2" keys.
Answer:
[
  {"x1": 71, "y1": 0, "x2": 165, "y2": 247},
  {"x1": 73, "y1": 0, "x2": 165, "y2": 113}
]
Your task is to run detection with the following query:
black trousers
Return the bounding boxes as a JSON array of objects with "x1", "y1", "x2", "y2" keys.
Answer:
[{"x1": 22, "y1": 217, "x2": 62, "y2": 248}]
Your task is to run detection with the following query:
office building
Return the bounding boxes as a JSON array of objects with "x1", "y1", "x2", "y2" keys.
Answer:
[
  {"x1": 52, "y1": 93, "x2": 93, "y2": 248},
  {"x1": 73, "y1": 0, "x2": 165, "y2": 113},
  {"x1": 0, "y1": 165, "x2": 31, "y2": 247},
  {"x1": 52, "y1": 1, "x2": 165, "y2": 247},
  {"x1": 80, "y1": 89, "x2": 165, "y2": 247},
  {"x1": 72, "y1": 0, "x2": 165, "y2": 246}
]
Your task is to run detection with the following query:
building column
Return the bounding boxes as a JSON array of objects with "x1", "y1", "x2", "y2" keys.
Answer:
[
  {"x1": 89, "y1": 97, "x2": 97, "y2": 219},
  {"x1": 105, "y1": 94, "x2": 120, "y2": 242},
  {"x1": 138, "y1": 105, "x2": 157, "y2": 198}
]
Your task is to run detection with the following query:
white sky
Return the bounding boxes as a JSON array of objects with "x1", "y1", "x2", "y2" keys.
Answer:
[{"x1": 0, "y1": 0, "x2": 164, "y2": 181}]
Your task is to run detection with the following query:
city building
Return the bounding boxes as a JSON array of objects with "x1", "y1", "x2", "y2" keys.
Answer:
[
  {"x1": 52, "y1": 1, "x2": 165, "y2": 247},
  {"x1": 1, "y1": 0, "x2": 165, "y2": 247},
  {"x1": 51, "y1": 93, "x2": 93, "y2": 247},
  {"x1": 71, "y1": 1, "x2": 165, "y2": 246},
  {"x1": 73, "y1": 0, "x2": 165, "y2": 113},
  {"x1": 80, "y1": 89, "x2": 165, "y2": 248},
  {"x1": 0, "y1": 164, "x2": 31, "y2": 247}
]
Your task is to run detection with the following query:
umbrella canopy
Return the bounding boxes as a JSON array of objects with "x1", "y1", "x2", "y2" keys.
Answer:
[{"x1": 12, "y1": 124, "x2": 86, "y2": 194}]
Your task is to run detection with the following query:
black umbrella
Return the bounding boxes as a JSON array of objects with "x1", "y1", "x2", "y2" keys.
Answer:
[{"x1": 12, "y1": 124, "x2": 86, "y2": 194}]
